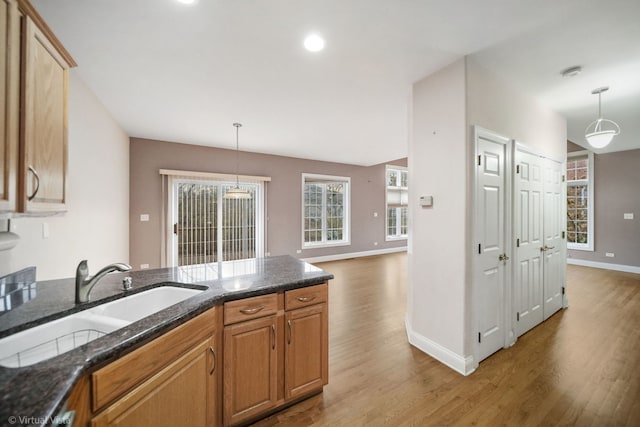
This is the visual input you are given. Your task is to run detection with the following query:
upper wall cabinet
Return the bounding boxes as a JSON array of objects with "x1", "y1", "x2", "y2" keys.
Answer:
[
  {"x1": 1, "y1": 0, "x2": 76, "y2": 213},
  {"x1": 0, "y1": 0, "x2": 19, "y2": 211}
]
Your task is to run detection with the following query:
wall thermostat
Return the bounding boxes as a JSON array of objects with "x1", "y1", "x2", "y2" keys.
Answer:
[{"x1": 420, "y1": 196, "x2": 433, "y2": 207}]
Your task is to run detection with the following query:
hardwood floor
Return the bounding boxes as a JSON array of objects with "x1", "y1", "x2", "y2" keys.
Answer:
[{"x1": 252, "y1": 253, "x2": 640, "y2": 426}]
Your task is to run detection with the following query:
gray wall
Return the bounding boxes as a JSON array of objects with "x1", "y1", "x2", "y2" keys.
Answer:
[
  {"x1": 567, "y1": 142, "x2": 640, "y2": 267},
  {"x1": 130, "y1": 138, "x2": 407, "y2": 270}
]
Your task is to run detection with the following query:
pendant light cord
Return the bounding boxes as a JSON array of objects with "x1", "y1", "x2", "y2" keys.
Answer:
[{"x1": 233, "y1": 123, "x2": 242, "y2": 187}]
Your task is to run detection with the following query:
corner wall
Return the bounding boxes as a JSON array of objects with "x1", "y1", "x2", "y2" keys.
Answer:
[
  {"x1": 0, "y1": 72, "x2": 130, "y2": 280},
  {"x1": 407, "y1": 58, "x2": 469, "y2": 370},
  {"x1": 129, "y1": 138, "x2": 407, "y2": 270}
]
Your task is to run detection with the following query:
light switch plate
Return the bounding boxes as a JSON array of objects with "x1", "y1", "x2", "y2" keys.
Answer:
[{"x1": 624, "y1": 213, "x2": 634, "y2": 220}]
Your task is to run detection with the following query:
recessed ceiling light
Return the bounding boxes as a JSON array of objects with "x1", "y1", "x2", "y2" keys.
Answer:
[
  {"x1": 304, "y1": 34, "x2": 325, "y2": 52},
  {"x1": 176, "y1": 0, "x2": 198, "y2": 4},
  {"x1": 561, "y1": 66, "x2": 582, "y2": 78}
]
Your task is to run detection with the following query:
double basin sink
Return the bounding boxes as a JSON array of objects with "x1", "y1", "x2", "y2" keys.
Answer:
[{"x1": 0, "y1": 286, "x2": 204, "y2": 368}]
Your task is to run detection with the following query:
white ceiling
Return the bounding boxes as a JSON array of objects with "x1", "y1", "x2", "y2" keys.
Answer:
[{"x1": 32, "y1": 0, "x2": 640, "y2": 165}]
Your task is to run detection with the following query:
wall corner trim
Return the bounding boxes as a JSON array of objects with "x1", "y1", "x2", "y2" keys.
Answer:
[
  {"x1": 404, "y1": 316, "x2": 476, "y2": 376},
  {"x1": 567, "y1": 258, "x2": 640, "y2": 274}
]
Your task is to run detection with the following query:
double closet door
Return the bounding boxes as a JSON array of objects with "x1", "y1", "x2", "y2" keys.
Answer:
[
  {"x1": 474, "y1": 129, "x2": 566, "y2": 363},
  {"x1": 514, "y1": 147, "x2": 565, "y2": 337}
]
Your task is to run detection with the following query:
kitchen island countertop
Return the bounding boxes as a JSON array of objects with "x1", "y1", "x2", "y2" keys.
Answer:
[{"x1": 0, "y1": 255, "x2": 333, "y2": 427}]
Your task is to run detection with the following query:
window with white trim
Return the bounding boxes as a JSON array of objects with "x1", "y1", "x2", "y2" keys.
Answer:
[
  {"x1": 302, "y1": 174, "x2": 350, "y2": 248},
  {"x1": 386, "y1": 166, "x2": 408, "y2": 240},
  {"x1": 566, "y1": 151, "x2": 594, "y2": 251}
]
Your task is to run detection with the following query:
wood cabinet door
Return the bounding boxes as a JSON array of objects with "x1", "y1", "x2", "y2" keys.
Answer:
[
  {"x1": 285, "y1": 303, "x2": 328, "y2": 400},
  {"x1": 224, "y1": 315, "x2": 277, "y2": 426},
  {"x1": 91, "y1": 337, "x2": 217, "y2": 427},
  {"x1": 0, "y1": 0, "x2": 18, "y2": 211},
  {"x1": 20, "y1": 14, "x2": 70, "y2": 212}
]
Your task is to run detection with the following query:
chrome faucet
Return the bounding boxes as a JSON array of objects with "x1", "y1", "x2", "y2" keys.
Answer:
[{"x1": 75, "y1": 260, "x2": 132, "y2": 304}]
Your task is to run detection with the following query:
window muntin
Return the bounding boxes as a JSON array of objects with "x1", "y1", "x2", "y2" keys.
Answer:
[
  {"x1": 566, "y1": 151, "x2": 594, "y2": 251},
  {"x1": 386, "y1": 166, "x2": 408, "y2": 240},
  {"x1": 302, "y1": 174, "x2": 350, "y2": 248}
]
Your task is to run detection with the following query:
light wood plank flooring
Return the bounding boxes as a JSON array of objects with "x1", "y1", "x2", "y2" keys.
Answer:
[{"x1": 252, "y1": 253, "x2": 640, "y2": 426}]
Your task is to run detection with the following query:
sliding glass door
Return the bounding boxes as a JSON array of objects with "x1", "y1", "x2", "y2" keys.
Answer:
[{"x1": 170, "y1": 179, "x2": 264, "y2": 266}]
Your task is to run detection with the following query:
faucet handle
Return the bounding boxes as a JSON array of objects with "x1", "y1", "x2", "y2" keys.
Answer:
[{"x1": 122, "y1": 276, "x2": 133, "y2": 291}]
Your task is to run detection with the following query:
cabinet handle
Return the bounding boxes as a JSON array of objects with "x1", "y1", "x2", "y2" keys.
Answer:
[
  {"x1": 271, "y1": 324, "x2": 276, "y2": 350},
  {"x1": 239, "y1": 305, "x2": 264, "y2": 315},
  {"x1": 27, "y1": 165, "x2": 40, "y2": 201},
  {"x1": 287, "y1": 319, "x2": 292, "y2": 345},
  {"x1": 209, "y1": 346, "x2": 216, "y2": 375},
  {"x1": 297, "y1": 295, "x2": 316, "y2": 303}
]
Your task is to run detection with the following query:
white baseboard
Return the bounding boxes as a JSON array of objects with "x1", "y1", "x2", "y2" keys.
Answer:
[
  {"x1": 404, "y1": 316, "x2": 476, "y2": 376},
  {"x1": 302, "y1": 246, "x2": 407, "y2": 264},
  {"x1": 567, "y1": 258, "x2": 640, "y2": 274}
]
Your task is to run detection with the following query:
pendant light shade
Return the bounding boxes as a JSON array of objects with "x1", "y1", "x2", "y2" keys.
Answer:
[
  {"x1": 224, "y1": 123, "x2": 251, "y2": 200},
  {"x1": 585, "y1": 87, "x2": 619, "y2": 149}
]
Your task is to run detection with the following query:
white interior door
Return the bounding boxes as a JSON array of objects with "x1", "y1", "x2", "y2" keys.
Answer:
[
  {"x1": 474, "y1": 130, "x2": 510, "y2": 362},
  {"x1": 514, "y1": 148, "x2": 544, "y2": 337},
  {"x1": 543, "y1": 158, "x2": 564, "y2": 319}
]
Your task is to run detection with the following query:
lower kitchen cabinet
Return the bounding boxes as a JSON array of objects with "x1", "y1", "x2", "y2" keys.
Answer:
[
  {"x1": 91, "y1": 337, "x2": 216, "y2": 427},
  {"x1": 223, "y1": 283, "x2": 328, "y2": 426},
  {"x1": 64, "y1": 283, "x2": 328, "y2": 427},
  {"x1": 67, "y1": 307, "x2": 221, "y2": 427},
  {"x1": 223, "y1": 315, "x2": 278, "y2": 426},
  {"x1": 285, "y1": 302, "x2": 328, "y2": 400}
]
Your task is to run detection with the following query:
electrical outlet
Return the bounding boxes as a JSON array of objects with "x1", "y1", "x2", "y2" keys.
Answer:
[
  {"x1": 296, "y1": 249, "x2": 302, "y2": 254},
  {"x1": 624, "y1": 213, "x2": 634, "y2": 220},
  {"x1": 140, "y1": 263, "x2": 149, "y2": 269},
  {"x1": 140, "y1": 214, "x2": 150, "y2": 222},
  {"x1": 374, "y1": 242, "x2": 378, "y2": 246},
  {"x1": 605, "y1": 252, "x2": 614, "y2": 258},
  {"x1": 373, "y1": 212, "x2": 378, "y2": 218}
]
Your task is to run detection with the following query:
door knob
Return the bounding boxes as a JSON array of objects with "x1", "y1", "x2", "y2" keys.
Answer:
[{"x1": 498, "y1": 253, "x2": 510, "y2": 262}]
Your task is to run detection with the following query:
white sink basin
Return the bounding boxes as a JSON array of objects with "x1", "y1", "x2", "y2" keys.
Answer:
[
  {"x1": 0, "y1": 286, "x2": 203, "y2": 368},
  {"x1": 88, "y1": 286, "x2": 203, "y2": 322}
]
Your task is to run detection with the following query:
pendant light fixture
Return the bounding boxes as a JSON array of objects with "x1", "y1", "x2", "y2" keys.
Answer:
[
  {"x1": 585, "y1": 87, "x2": 620, "y2": 149},
  {"x1": 224, "y1": 123, "x2": 251, "y2": 199}
]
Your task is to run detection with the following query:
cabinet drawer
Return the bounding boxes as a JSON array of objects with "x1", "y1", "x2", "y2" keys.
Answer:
[
  {"x1": 285, "y1": 283, "x2": 328, "y2": 311},
  {"x1": 224, "y1": 293, "x2": 277, "y2": 325}
]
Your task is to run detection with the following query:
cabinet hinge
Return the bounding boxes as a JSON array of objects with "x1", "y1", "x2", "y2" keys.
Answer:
[
  {"x1": 562, "y1": 175, "x2": 566, "y2": 182},
  {"x1": 516, "y1": 165, "x2": 520, "y2": 174},
  {"x1": 478, "y1": 244, "x2": 481, "y2": 254},
  {"x1": 173, "y1": 223, "x2": 178, "y2": 235},
  {"x1": 478, "y1": 332, "x2": 481, "y2": 343},
  {"x1": 562, "y1": 231, "x2": 566, "y2": 239},
  {"x1": 562, "y1": 287, "x2": 565, "y2": 295},
  {"x1": 516, "y1": 312, "x2": 520, "y2": 321},
  {"x1": 516, "y1": 238, "x2": 520, "y2": 248},
  {"x1": 478, "y1": 155, "x2": 482, "y2": 166}
]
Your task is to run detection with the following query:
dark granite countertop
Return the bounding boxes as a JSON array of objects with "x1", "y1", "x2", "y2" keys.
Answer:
[{"x1": 0, "y1": 255, "x2": 333, "y2": 427}]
